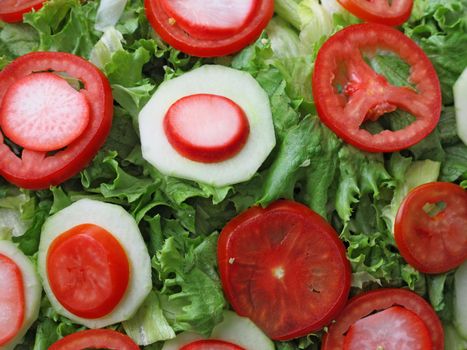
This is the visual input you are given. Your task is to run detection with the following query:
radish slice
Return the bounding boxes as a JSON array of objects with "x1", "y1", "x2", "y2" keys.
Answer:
[
  {"x1": 0, "y1": 72, "x2": 90, "y2": 152},
  {"x1": 164, "y1": 94, "x2": 250, "y2": 163},
  {"x1": 161, "y1": 0, "x2": 258, "y2": 40}
]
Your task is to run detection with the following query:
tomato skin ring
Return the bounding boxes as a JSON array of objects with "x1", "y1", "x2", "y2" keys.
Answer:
[
  {"x1": 322, "y1": 288, "x2": 444, "y2": 350},
  {"x1": 48, "y1": 329, "x2": 139, "y2": 350},
  {"x1": 144, "y1": 0, "x2": 274, "y2": 57},
  {"x1": 0, "y1": 0, "x2": 45, "y2": 23},
  {"x1": 0, "y1": 52, "x2": 113, "y2": 190},
  {"x1": 312, "y1": 23, "x2": 441, "y2": 153},
  {"x1": 337, "y1": 0, "x2": 413, "y2": 26}
]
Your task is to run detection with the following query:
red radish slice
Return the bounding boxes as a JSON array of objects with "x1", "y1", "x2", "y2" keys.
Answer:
[
  {"x1": 0, "y1": 253, "x2": 25, "y2": 346},
  {"x1": 343, "y1": 306, "x2": 432, "y2": 350},
  {"x1": 164, "y1": 94, "x2": 250, "y2": 163},
  {"x1": 0, "y1": 72, "x2": 90, "y2": 152},
  {"x1": 161, "y1": 0, "x2": 258, "y2": 40}
]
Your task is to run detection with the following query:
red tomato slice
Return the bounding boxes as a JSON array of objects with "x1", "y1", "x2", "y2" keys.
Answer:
[
  {"x1": 0, "y1": 52, "x2": 113, "y2": 190},
  {"x1": 0, "y1": 72, "x2": 90, "y2": 152},
  {"x1": 0, "y1": 253, "x2": 25, "y2": 346},
  {"x1": 218, "y1": 200, "x2": 351, "y2": 340},
  {"x1": 322, "y1": 288, "x2": 444, "y2": 350},
  {"x1": 0, "y1": 0, "x2": 45, "y2": 23},
  {"x1": 46, "y1": 224, "x2": 130, "y2": 319},
  {"x1": 144, "y1": 0, "x2": 274, "y2": 57},
  {"x1": 164, "y1": 94, "x2": 250, "y2": 163},
  {"x1": 343, "y1": 306, "x2": 432, "y2": 350},
  {"x1": 180, "y1": 339, "x2": 245, "y2": 350},
  {"x1": 337, "y1": 0, "x2": 413, "y2": 26},
  {"x1": 160, "y1": 0, "x2": 258, "y2": 41},
  {"x1": 394, "y1": 182, "x2": 467, "y2": 274},
  {"x1": 49, "y1": 329, "x2": 139, "y2": 350},
  {"x1": 312, "y1": 23, "x2": 441, "y2": 153}
]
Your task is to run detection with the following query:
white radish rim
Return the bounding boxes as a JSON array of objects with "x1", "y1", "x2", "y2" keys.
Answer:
[
  {"x1": 0, "y1": 240, "x2": 41, "y2": 350},
  {"x1": 139, "y1": 65, "x2": 276, "y2": 187},
  {"x1": 38, "y1": 199, "x2": 152, "y2": 329}
]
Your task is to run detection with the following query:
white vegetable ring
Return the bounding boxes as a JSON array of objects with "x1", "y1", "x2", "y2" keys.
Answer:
[{"x1": 139, "y1": 65, "x2": 276, "y2": 187}]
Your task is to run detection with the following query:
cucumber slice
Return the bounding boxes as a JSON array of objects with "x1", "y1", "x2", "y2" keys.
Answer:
[
  {"x1": 211, "y1": 311, "x2": 274, "y2": 350},
  {"x1": 38, "y1": 199, "x2": 152, "y2": 329},
  {"x1": 454, "y1": 261, "x2": 467, "y2": 339},
  {"x1": 454, "y1": 67, "x2": 467, "y2": 145},
  {"x1": 0, "y1": 240, "x2": 41, "y2": 350},
  {"x1": 161, "y1": 332, "x2": 204, "y2": 350},
  {"x1": 139, "y1": 65, "x2": 276, "y2": 187}
]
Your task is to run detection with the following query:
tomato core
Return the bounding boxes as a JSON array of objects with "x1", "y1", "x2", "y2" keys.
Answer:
[
  {"x1": 164, "y1": 94, "x2": 250, "y2": 163},
  {"x1": 181, "y1": 339, "x2": 246, "y2": 350},
  {"x1": 0, "y1": 253, "x2": 25, "y2": 346},
  {"x1": 46, "y1": 224, "x2": 130, "y2": 319}
]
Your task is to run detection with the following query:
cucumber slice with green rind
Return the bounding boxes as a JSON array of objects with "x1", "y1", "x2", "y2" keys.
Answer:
[
  {"x1": 454, "y1": 261, "x2": 467, "y2": 339},
  {"x1": 38, "y1": 199, "x2": 152, "y2": 329},
  {"x1": 139, "y1": 65, "x2": 276, "y2": 187},
  {"x1": 0, "y1": 240, "x2": 41, "y2": 350}
]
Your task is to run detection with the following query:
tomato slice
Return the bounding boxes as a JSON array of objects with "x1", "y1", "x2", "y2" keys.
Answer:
[
  {"x1": 144, "y1": 0, "x2": 274, "y2": 57},
  {"x1": 322, "y1": 288, "x2": 444, "y2": 350},
  {"x1": 46, "y1": 224, "x2": 130, "y2": 319},
  {"x1": 0, "y1": 253, "x2": 25, "y2": 346},
  {"x1": 218, "y1": 200, "x2": 351, "y2": 340},
  {"x1": 180, "y1": 339, "x2": 245, "y2": 350},
  {"x1": 49, "y1": 329, "x2": 139, "y2": 350},
  {"x1": 337, "y1": 0, "x2": 413, "y2": 26},
  {"x1": 164, "y1": 94, "x2": 250, "y2": 163},
  {"x1": 0, "y1": 52, "x2": 113, "y2": 190},
  {"x1": 394, "y1": 182, "x2": 467, "y2": 274},
  {"x1": 312, "y1": 23, "x2": 441, "y2": 153},
  {"x1": 0, "y1": 0, "x2": 45, "y2": 23},
  {"x1": 343, "y1": 306, "x2": 432, "y2": 350}
]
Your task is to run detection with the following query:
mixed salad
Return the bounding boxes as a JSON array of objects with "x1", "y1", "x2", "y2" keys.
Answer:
[{"x1": 0, "y1": 0, "x2": 466, "y2": 349}]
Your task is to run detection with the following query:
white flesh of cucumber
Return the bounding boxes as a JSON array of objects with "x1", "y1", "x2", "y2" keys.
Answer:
[
  {"x1": 38, "y1": 199, "x2": 152, "y2": 329},
  {"x1": 161, "y1": 311, "x2": 274, "y2": 350},
  {"x1": 0, "y1": 240, "x2": 41, "y2": 350},
  {"x1": 139, "y1": 65, "x2": 276, "y2": 187},
  {"x1": 454, "y1": 67, "x2": 467, "y2": 145},
  {"x1": 454, "y1": 261, "x2": 467, "y2": 339}
]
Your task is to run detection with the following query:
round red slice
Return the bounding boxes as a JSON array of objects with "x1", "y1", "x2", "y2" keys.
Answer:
[
  {"x1": 0, "y1": 253, "x2": 25, "y2": 346},
  {"x1": 160, "y1": 0, "x2": 258, "y2": 40},
  {"x1": 0, "y1": 72, "x2": 90, "y2": 152},
  {"x1": 337, "y1": 0, "x2": 413, "y2": 26},
  {"x1": 164, "y1": 94, "x2": 250, "y2": 163},
  {"x1": 0, "y1": 0, "x2": 45, "y2": 23},
  {"x1": 144, "y1": 0, "x2": 274, "y2": 57},
  {"x1": 181, "y1": 339, "x2": 245, "y2": 350},
  {"x1": 312, "y1": 23, "x2": 441, "y2": 153},
  {"x1": 218, "y1": 200, "x2": 351, "y2": 340},
  {"x1": 46, "y1": 224, "x2": 130, "y2": 319},
  {"x1": 322, "y1": 288, "x2": 444, "y2": 350},
  {"x1": 0, "y1": 52, "x2": 113, "y2": 190},
  {"x1": 343, "y1": 306, "x2": 432, "y2": 350},
  {"x1": 49, "y1": 329, "x2": 139, "y2": 350},
  {"x1": 394, "y1": 182, "x2": 467, "y2": 274}
]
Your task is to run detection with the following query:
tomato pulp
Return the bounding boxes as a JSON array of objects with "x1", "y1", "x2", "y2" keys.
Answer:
[
  {"x1": 312, "y1": 23, "x2": 441, "y2": 153},
  {"x1": 49, "y1": 329, "x2": 139, "y2": 350},
  {"x1": 218, "y1": 200, "x2": 351, "y2": 340}
]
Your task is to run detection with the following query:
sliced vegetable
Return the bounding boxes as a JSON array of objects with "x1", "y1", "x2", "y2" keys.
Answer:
[
  {"x1": 322, "y1": 288, "x2": 444, "y2": 350},
  {"x1": 162, "y1": 333, "x2": 204, "y2": 350},
  {"x1": 0, "y1": 72, "x2": 90, "y2": 152},
  {"x1": 0, "y1": 240, "x2": 41, "y2": 350},
  {"x1": 0, "y1": 0, "x2": 45, "y2": 23},
  {"x1": 0, "y1": 52, "x2": 113, "y2": 190},
  {"x1": 337, "y1": 0, "x2": 413, "y2": 26},
  {"x1": 48, "y1": 329, "x2": 139, "y2": 350},
  {"x1": 454, "y1": 67, "x2": 467, "y2": 145},
  {"x1": 218, "y1": 200, "x2": 351, "y2": 340},
  {"x1": 394, "y1": 182, "x2": 467, "y2": 274},
  {"x1": 144, "y1": 0, "x2": 274, "y2": 57},
  {"x1": 180, "y1": 340, "x2": 245, "y2": 350},
  {"x1": 343, "y1": 306, "x2": 432, "y2": 349},
  {"x1": 38, "y1": 199, "x2": 152, "y2": 328},
  {"x1": 454, "y1": 261, "x2": 467, "y2": 339},
  {"x1": 312, "y1": 23, "x2": 441, "y2": 153},
  {"x1": 164, "y1": 94, "x2": 250, "y2": 163},
  {"x1": 139, "y1": 65, "x2": 275, "y2": 187}
]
